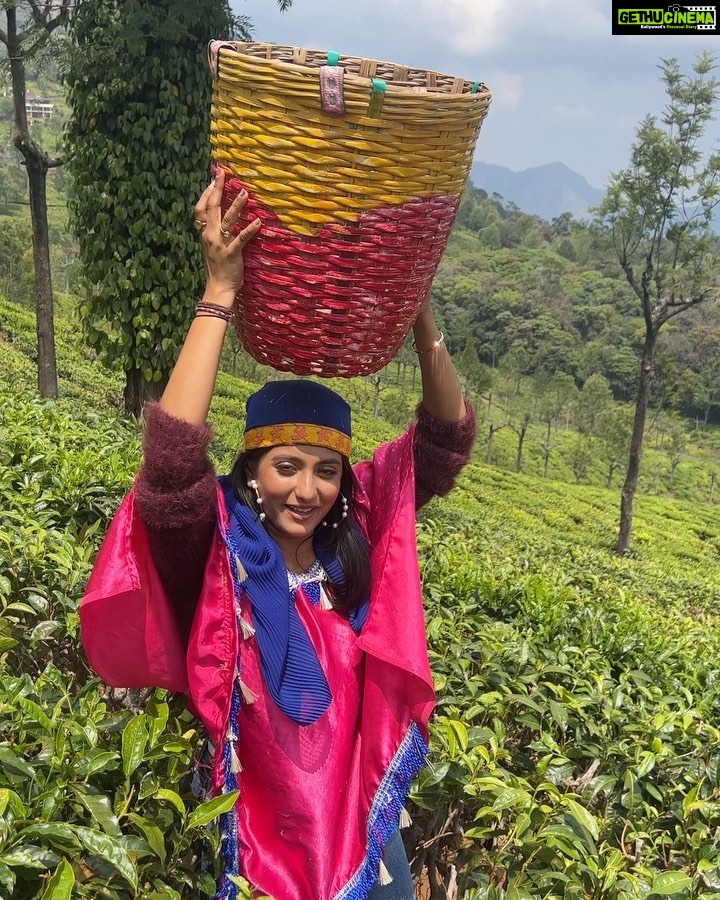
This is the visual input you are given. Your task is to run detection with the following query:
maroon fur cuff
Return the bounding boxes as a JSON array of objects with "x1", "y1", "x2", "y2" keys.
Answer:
[
  {"x1": 140, "y1": 403, "x2": 214, "y2": 490},
  {"x1": 415, "y1": 400, "x2": 477, "y2": 454},
  {"x1": 135, "y1": 403, "x2": 218, "y2": 530},
  {"x1": 414, "y1": 401, "x2": 477, "y2": 505}
]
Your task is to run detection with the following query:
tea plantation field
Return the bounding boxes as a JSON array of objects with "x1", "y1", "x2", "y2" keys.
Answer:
[{"x1": 3, "y1": 295, "x2": 720, "y2": 899}]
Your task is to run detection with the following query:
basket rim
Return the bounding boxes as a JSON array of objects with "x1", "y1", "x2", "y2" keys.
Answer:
[{"x1": 215, "y1": 41, "x2": 491, "y2": 98}]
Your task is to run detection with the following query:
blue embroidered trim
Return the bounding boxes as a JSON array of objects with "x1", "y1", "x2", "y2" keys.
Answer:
[
  {"x1": 215, "y1": 519, "x2": 246, "y2": 900},
  {"x1": 303, "y1": 580, "x2": 321, "y2": 606},
  {"x1": 334, "y1": 723, "x2": 429, "y2": 900},
  {"x1": 216, "y1": 684, "x2": 242, "y2": 900}
]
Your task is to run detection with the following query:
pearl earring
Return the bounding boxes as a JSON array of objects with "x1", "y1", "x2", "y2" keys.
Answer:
[
  {"x1": 323, "y1": 494, "x2": 349, "y2": 529},
  {"x1": 248, "y1": 479, "x2": 266, "y2": 521}
]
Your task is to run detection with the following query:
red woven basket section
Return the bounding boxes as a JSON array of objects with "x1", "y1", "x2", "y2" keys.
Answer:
[{"x1": 222, "y1": 174, "x2": 459, "y2": 377}]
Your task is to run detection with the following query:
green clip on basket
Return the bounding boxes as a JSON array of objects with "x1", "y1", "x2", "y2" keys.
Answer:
[{"x1": 208, "y1": 42, "x2": 492, "y2": 377}]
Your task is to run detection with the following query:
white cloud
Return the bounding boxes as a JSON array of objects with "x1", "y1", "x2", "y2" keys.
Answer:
[
  {"x1": 482, "y1": 70, "x2": 525, "y2": 109},
  {"x1": 409, "y1": 0, "x2": 608, "y2": 55},
  {"x1": 545, "y1": 103, "x2": 594, "y2": 124}
]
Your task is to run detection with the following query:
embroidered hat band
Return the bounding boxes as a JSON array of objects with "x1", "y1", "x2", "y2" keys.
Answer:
[
  {"x1": 243, "y1": 380, "x2": 352, "y2": 457},
  {"x1": 244, "y1": 422, "x2": 352, "y2": 457}
]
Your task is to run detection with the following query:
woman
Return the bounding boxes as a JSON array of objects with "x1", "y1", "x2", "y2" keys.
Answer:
[{"x1": 80, "y1": 171, "x2": 476, "y2": 900}]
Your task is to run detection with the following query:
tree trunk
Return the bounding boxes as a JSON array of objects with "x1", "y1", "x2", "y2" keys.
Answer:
[
  {"x1": 616, "y1": 329, "x2": 657, "y2": 554},
  {"x1": 543, "y1": 420, "x2": 552, "y2": 477},
  {"x1": 124, "y1": 369, "x2": 168, "y2": 417},
  {"x1": 515, "y1": 424, "x2": 527, "y2": 473},
  {"x1": 485, "y1": 426, "x2": 495, "y2": 465},
  {"x1": 8, "y1": 6, "x2": 58, "y2": 399},
  {"x1": 26, "y1": 160, "x2": 58, "y2": 398}
]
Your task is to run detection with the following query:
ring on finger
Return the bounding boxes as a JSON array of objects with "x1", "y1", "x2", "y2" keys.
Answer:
[
  {"x1": 194, "y1": 218, "x2": 207, "y2": 232},
  {"x1": 220, "y1": 227, "x2": 232, "y2": 239}
]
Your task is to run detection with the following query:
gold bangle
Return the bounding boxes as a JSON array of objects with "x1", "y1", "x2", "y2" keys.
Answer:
[{"x1": 412, "y1": 331, "x2": 444, "y2": 354}]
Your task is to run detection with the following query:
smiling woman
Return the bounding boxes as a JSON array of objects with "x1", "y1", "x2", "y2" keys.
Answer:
[{"x1": 79, "y1": 170, "x2": 477, "y2": 900}]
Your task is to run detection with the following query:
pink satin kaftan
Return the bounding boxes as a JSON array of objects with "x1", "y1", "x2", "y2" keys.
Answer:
[{"x1": 81, "y1": 424, "x2": 435, "y2": 899}]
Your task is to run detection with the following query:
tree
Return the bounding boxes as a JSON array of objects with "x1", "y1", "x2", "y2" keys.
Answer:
[
  {"x1": 576, "y1": 373, "x2": 612, "y2": 436},
  {"x1": 65, "y1": 0, "x2": 292, "y2": 416},
  {"x1": 665, "y1": 424, "x2": 685, "y2": 489},
  {"x1": 593, "y1": 53, "x2": 720, "y2": 554},
  {"x1": 596, "y1": 406, "x2": 633, "y2": 489},
  {"x1": 1, "y1": 1, "x2": 72, "y2": 398},
  {"x1": 535, "y1": 372, "x2": 577, "y2": 477},
  {"x1": 368, "y1": 372, "x2": 387, "y2": 419},
  {"x1": 691, "y1": 332, "x2": 720, "y2": 424},
  {"x1": 569, "y1": 436, "x2": 593, "y2": 484},
  {"x1": 0, "y1": 215, "x2": 34, "y2": 303},
  {"x1": 457, "y1": 336, "x2": 492, "y2": 402},
  {"x1": 508, "y1": 401, "x2": 532, "y2": 473}
]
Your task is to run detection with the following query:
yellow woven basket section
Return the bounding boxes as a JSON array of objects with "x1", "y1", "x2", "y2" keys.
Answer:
[{"x1": 210, "y1": 43, "x2": 492, "y2": 235}]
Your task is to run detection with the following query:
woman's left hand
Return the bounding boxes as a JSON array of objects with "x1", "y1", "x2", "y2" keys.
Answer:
[{"x1": 194, "y1": 169, "x2": 262, "y2": 305}]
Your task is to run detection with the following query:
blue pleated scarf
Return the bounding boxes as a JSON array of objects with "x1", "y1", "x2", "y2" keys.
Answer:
[{"x1": 219, "y1": 476, "x2": 369, "y2": 726}]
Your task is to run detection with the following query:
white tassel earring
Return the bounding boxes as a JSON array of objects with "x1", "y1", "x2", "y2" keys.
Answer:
[
  {"x1": 322, "y1": 493, "x2": 349, "y2": 529},
  {"x1": 248, "y1": 479, "x2": 266, "y2": 521}
]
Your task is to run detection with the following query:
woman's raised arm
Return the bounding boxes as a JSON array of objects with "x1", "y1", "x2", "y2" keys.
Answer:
[
  {"x1": 412, "y1": 296, "x2": 467, "y2": 422},
  {"x1": 159, "y1": 170, "x2": 261, "y2": 426}
]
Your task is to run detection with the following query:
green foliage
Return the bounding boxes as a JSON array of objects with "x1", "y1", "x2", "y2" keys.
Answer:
[
  {"x1": 594, "y1": 53, "x2": 720, "y2": 325},
  {"x1": 413, "y1": 502, "x2": 720, "y2": 897},
  {"x1": 0, "y1": 386, "x2": 237, "y2": 898},
  {"x1": 2, "y1": 287, "x2": 720, "y2": 897},
  {"x1": 63, "y1": 0, "x2": 236, "y2": 406}
]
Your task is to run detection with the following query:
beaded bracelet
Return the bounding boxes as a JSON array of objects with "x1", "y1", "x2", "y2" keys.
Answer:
[
  {"x1": 195, "y1": 301, "x2": 235, "y2": 323},
  {"x1": 412, "y1": 331, "x2": 444, "y2": 354}
]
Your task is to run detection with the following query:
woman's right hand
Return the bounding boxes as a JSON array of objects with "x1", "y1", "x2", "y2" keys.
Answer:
[{"x1": 194, "y1": 169, "x2": 262, "y2": 307}]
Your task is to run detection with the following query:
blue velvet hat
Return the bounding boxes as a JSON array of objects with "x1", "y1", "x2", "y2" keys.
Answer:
[{"x1": 243, "y1": 380, "x2": 352, "y2": 457}]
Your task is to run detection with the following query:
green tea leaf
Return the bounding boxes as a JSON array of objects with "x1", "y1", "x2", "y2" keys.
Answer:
[
  {"x1": 154, "y1": 787, "x2": 186, "y2": 819},
  {"x1": 71, "y1": 786, "x2": 122, "y2": 837},
  {"x1": 0, "y1": 746, "x2": 36, "y2": 779},
  {"x1": 71, "y1": 825, "x2": 138, "y2": 891},
  {"x1": 565, "y1": 798, "x2": 599, "y2": 840},
  {"x1": 42, "y1": 858, "x2": 75, "y2": 899},
  {"x1": 650, "y1": 871, "x2": 693, "y2": 894},
  {"x1": 128, "y1": 813, "x2": 166, "y2": 864},
  {"x1": 121, "y1": 714, "x2": 148, "y2": 778},
  {"x1": 187, "y1": 791, "x2": 240, "y2": 830}
]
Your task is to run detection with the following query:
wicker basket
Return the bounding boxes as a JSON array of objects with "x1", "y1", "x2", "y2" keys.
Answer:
[{"x1": 209, "y1": 42, "x2": 492, "y2": 377}]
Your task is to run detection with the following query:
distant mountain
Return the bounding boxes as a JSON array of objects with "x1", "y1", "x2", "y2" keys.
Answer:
[{"x1": 469, "y1": 161, "x2": 604, "y2": 223}]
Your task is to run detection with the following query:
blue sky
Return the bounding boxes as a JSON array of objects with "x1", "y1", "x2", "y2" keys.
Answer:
[{"x1": 228, "y1": 0, "x2": 719, "y2": 190}]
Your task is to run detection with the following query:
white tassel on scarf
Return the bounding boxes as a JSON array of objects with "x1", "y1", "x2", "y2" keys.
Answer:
[
  {"x1": 238, "y1": 677, "x2": 258, "y2": 705},
  {"x1": 377, "y1": 859, "x2": 394, "y2": 886},
  {"x1": 399, "y1": 806, "x2": 413, "y2": 829},
  {"x1": 234, "y1": 554, "x2": 248, "y2": 583},
  {"x1": 238, "y1": 614, "x2": 256, "y2": 639},
  {"x1": 226, "y1": 727, "x2": 243, "y2": 774},
  {"x1": 318, "y1": 582, "x2": 334, "y2": 611}
]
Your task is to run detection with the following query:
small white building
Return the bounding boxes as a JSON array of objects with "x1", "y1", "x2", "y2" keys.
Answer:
[{"x1": 25, "y1": 91, "x2": 54, "y2": 123}]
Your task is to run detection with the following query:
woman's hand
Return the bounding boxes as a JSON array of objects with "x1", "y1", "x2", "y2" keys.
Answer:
[
  {"x1": 158, "y1": 173, "x2": 260, "y2": 424},
  {"x1": 194, "y1": 169, "x2": 262, "y2": 307}
]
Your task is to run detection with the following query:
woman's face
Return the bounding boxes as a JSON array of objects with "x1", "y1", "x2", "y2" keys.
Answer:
[{"x1": 251, "y1": 444, "x2": 343, "y2": 544}]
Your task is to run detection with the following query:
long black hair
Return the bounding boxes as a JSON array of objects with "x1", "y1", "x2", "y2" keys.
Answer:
[{"x1": 230, "y1": 449, "x2": 370, "y2": 612}]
